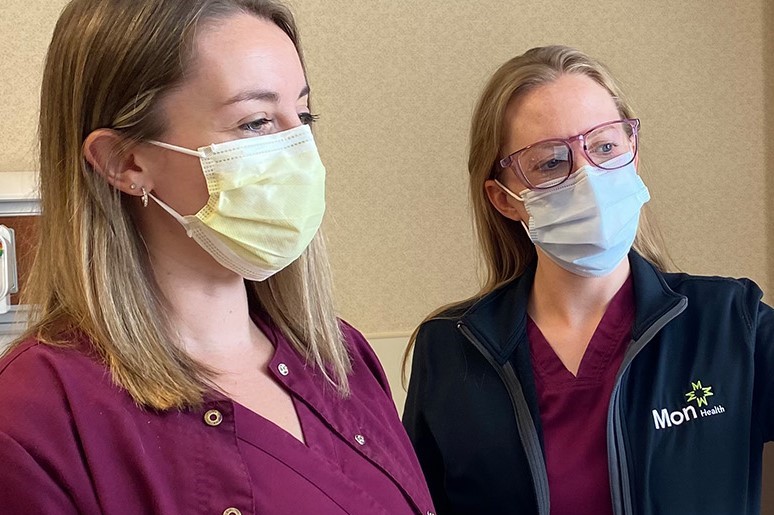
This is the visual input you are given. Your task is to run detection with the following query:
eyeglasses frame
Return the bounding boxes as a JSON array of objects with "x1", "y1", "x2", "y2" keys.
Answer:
[{"x1": 498, "y1": 118, "x2": 641, "y2": 190}]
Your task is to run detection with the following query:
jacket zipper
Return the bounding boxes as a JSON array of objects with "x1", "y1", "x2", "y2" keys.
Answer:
[
  {"x1": 606, "y1": 298, "x2": 688, "y2": 515},
  {"x1": 457, "y1": 322, "x2": 551, "y2": 515}
]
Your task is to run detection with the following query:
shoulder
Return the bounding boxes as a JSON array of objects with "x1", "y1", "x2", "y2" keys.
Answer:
[
  {"x1": 339, "y1": 319, "x2": 374, "y2": 364},
  {"x1": 412, "y1": 279, "x2": 524, "y2": 352},
  {"x1": 0, "y1": 336, "x2": 107, "y2": 388},
  {"x1": 0, "y1": 337, "x2": 114, "y2": 436},
  {"x1": 663, "y1": 271, "x2": 763, "y2": 320},
  {"x1": 338, "y1": 319, "x2": 393, "y2": 395},
  {"x1": 664, "y1": 270, "x2": 762, "y2": 298},
  {"x1": 1, "y1": 337, "x2": 101, "y2": 389},
  {"x1": 412, "y1": 301, "x2": 475, "y2": 354},
  {"x1": 0, "y1": 339, "x2": 103, "y2": 492},
  {"x1": 405, "y1": 309, "x2": 482, "y2": 380}
]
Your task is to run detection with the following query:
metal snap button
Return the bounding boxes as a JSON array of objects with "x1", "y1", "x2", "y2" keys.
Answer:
[
  {"x1": 223, "y1": 508, "x2": 241, "y2": 515},
  {"x1": 204, "y1": 409, "x2": 223, "y2": 427},
  {"x1": 354, "y1": 434, "x2": 366, "y2": 446},
  {"x1": 277, "y1": 363, "x2": 289, "y2": 376}
]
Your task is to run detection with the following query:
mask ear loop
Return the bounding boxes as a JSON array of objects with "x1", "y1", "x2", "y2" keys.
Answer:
[
  {"x1": 493, "y1": 179, "x2": 534, "y2": 238},
  {"x1": 148, "y1": 140, "x2": 206, "y2": 158},
  {"x1": 146, "y1": 192, "x2": 195, "y2": 237},
  {"x1": 144, "y1": 140, "x2": 207, "y2": 238},
  {"x1": 494, "y1": 179, "x2": 526, "y2": 202}
]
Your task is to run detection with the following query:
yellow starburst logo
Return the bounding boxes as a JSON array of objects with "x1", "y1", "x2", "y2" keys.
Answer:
[{"x1": 685, "y1": 381, "x2": 714, "y2": 407}]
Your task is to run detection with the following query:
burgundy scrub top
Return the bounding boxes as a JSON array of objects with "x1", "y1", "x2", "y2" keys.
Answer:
[
  {"x1": 528, "y1": 275, "x2": 635, "y2": 515},
  {"x1": 0, "y1": 317, "x2": 435, "y2": 515}
]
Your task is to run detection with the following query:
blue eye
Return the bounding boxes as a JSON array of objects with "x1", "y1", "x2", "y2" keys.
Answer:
[
  {"x1": 590, "y1": 141, "x2": 616, "y2": 155},
  {"x1": 535, "y1": 157, "x2": 569, "y2": 173}
]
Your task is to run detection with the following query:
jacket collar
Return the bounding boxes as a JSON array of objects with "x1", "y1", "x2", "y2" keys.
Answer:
[
  {"x1": 458, "y1": 251, "x2": 686, "y2": 365},
  {"x1": 627, "y1": 251, "x2": 686, "y2": 340}
]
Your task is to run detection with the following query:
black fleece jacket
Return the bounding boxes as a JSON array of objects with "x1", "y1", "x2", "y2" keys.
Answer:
[{"x1": 404, "y1": 252, "x2": 774, "y2": 515}]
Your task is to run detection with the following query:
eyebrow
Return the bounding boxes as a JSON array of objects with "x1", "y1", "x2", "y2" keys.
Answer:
[{"x1": 222, "y1": 84, "x2": 310, "y2": 106}]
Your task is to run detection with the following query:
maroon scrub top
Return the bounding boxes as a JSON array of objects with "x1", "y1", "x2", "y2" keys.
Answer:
[
  {"x1": 0, "y1": 317, "x2": 435, "y2": 515},
  {"x1": 528, "y1": 275, "x2": 635, "y2": 515}
]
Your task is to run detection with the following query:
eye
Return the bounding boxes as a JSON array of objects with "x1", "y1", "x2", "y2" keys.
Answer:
[
  {"x1": 533, "y1": 157, "x2": 569, "y2": 174},
  {"x1": 523, "y1": 143, "x2": 571, "y2": 177},
  {"x1": 299, "y1": 112, "x2": 320, "y2": 125},
  {"x1": 239, "y1": 118, "x2": 272, "y2": 133},
  {"x1": 588, "y1": 141, "x2": 616, "y2": 155}
]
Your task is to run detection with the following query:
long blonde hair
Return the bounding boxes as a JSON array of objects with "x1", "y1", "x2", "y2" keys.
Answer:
[
  {"x1": 403, "y1": 45, "x2": 671, "y2": 380},
  {"x1": 18, "y1": 0, "x2": 351, "y2": 410}
]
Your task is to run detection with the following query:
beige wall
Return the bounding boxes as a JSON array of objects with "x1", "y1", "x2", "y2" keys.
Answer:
[
  {"x1": 768, "y1": 0, "x2": 774, "y2": 329},
  {"x1": 764, "y1": 1, "x2": 774, "y2": 512},
  {"x1": 289, "y1": 0, "x2": 771, "y2": 334},
  {"x1": 0, "y1": 3, "x2": 64, "y2": 169}
]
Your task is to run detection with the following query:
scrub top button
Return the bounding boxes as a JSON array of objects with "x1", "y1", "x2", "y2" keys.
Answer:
[{"x1": 204, "y1": 409, "x2": 223, "y2": 427}]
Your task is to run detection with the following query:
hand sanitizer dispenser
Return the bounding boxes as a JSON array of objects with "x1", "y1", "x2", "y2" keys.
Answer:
[
  {"x1": 0, "y1": 171, "x2": 39, "y2": 348},
  {"x1": 0, "y1": 225, "x2": 18, "y2": 315}
]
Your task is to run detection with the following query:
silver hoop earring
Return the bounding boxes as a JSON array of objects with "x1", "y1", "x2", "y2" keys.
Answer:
[{"x1": 141, "y1": 187, "x2": 149, "y2": 208}]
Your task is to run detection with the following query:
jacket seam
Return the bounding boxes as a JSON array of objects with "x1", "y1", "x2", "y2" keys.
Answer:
[{"x1": 618, "y1": 367, "x2": 639, "y2": 515}]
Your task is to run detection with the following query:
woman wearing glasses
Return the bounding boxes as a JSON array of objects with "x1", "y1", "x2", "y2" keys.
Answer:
[{"x1": 403, "y1": 45, "x2": 773, "y2": 515}]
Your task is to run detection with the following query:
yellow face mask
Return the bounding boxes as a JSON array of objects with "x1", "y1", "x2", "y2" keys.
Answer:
[{"x1": 148, "y1": 124, "x2": 326, "y2": 281}]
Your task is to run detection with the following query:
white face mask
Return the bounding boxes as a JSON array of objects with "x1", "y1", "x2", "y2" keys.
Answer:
[
  {"x1": 148, "y1": 124, "x2": 325, "y2": 281},
  {"x1": 496, "y1": 152, "x2": 650, "y2": 277}
]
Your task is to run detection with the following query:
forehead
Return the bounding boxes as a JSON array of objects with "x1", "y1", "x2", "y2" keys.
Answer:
[
  {"x1": 503, "y1": 73, "x2": 621, "y2": 151},
  {"x1": 187, "y1": 13, "x2": 306, "y2": 100}
]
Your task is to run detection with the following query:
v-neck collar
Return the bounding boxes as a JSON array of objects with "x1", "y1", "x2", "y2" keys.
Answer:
[
  {"x1": 528, "y1": 275, "x2": 635, "y2": 387},
  {"x1": 458, "y1": 251, "x2": 687, "y2": 366}
]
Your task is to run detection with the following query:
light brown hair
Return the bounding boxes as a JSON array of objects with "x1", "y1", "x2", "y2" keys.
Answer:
[
  {"x1": 403, "y1": 45, "x2": 672, "y2": 381},
  {"x1": 18, "y1": 0, "x2": 351, "y2": 409}
]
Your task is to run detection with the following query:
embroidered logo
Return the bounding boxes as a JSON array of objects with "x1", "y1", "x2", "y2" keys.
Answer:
[
  {"x1": 651, "y1": 379, "x2": 725, "y2": 430},
  {"x1": 685, "y1": 381, "x2": 713, "y2": 407}
]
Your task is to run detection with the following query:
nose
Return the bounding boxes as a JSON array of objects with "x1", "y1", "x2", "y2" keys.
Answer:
[{"x1": 568, "y1": 138, "x2": 593, "y2": 173}]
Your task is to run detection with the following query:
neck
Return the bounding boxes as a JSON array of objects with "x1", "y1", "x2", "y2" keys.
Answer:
[
  {"x1": 137, "y1": 206, "x2": 260, "y2": 358},
  {"x1": 528, "y1": 248, "x2": 631, "y2": 327},
  {"x1": 154, "y1": 251, "x2": 259, "y2": 357}
]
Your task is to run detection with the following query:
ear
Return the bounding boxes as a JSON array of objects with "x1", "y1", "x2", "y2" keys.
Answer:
[
  {"x1": 484, "y1": 179, "x2": 524, "y2": 222},
  {"x1": 82, "y1": 129, "x2": 155, "y2": 197}
]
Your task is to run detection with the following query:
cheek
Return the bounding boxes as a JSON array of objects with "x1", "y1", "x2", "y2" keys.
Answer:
[
  {"x1": 502, "y1": 180, "x2": 530, "y2": 221},
  {"x1": 500, "y1": 171, "x2": 529, "y2": 196},
  {"x1": 517, "y1": 203, "x2": 530, "y2": 223},
  {"x1": 153, "y1": 154, "x2": 209, "y2": 216}
]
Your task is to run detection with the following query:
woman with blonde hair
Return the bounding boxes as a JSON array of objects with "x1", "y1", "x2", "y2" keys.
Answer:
[
  {"x1": 0, "y1": 1, "x2": 434, "y2": 513},
  {"x1": 403, "y1": 45, "x2": 773, "y2": 515}
]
